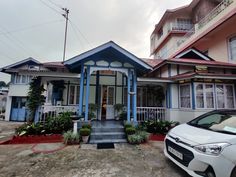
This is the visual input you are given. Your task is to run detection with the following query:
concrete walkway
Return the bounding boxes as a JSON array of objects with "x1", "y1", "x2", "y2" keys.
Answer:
[{"x1": 0, "y1": 121, "x2": 22, "y2": 142}]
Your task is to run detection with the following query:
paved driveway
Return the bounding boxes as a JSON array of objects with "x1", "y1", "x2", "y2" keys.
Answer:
[
  {"x1": 0, "y1": 121, "x2": 190, "y2": 177},
  {"x1": 0, "y1": 142, "x2": 190, "y2": 177},
  {"x1": 0, "y1": 121, "x2": 22, "y2": 142}
]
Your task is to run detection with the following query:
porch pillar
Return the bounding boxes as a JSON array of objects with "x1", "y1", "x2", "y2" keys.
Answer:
[
  {"x1": 127, "y1": 69, "x2": 131, "y2": 122},
  {"x1": 79, "y1": 65, "x2": 84, "y2": 115},
  {"x1": 132, "y1": 71, "x2": 137, "y2": 122},
  {"x1": 85, "y1": 66, "x2": 91, "y2": 121}
]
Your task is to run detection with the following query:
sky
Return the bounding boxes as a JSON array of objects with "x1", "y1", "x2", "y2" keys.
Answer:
[{"x1": 0, "y1": 0, "x2": 191, "y2": 82}]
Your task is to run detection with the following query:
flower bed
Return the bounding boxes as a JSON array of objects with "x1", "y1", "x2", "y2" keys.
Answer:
[
  {"x1": 0, "y1": 134, "x2": 63, "y2": 145},
  {"x1": 149, "y1": 134, "x2": 166, "y2": 141}
]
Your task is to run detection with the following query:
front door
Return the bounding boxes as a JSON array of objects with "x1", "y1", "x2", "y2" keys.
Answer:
[
  {"x1": 101, "y1": 86, "x2": 115, "y2": 120},
  {"x1": 106, "y1": 86, "x2": 115, "y2": 120},
  {"x1": 11, "y1": 97, "x2": 27, "y2": 122}
]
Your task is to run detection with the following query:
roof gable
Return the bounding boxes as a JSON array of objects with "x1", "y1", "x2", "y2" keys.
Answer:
[
  {"x1": 175, "y1": 48, "x2": 213, "y2": 61},
  {"x1": 2, "y1": 57, "x2": 41, "y2": 70},
  {"x1": 64, "y1": 41, "x2": 152, "y2": 73}
]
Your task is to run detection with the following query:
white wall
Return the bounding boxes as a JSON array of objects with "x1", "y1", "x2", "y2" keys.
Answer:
[
  {"x1": 8, "y1": 84, "x2": 29, "y2": 97},
  {"x1": 166, "y1": 109, "x2": 210, "y2": 123}
]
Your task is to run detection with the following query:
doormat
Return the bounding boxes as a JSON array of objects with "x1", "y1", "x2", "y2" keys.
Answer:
[{"x1": 97, "y1": 143, "x2": 115, "y2": 149}]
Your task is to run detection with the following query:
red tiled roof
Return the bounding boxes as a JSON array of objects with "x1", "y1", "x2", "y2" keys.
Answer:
[
  {"x1": 43, "y1": 62, "x2": 65, "y2": 68},
  {"x1": 140, "y1": 58, "x2": 164, "y2": 67},
  {"x1": 153, "y1": 58, "x2": 236, "y2": 70},
  {"x1": 170, "y1": 71, "x2": 236, "y2": 80}
]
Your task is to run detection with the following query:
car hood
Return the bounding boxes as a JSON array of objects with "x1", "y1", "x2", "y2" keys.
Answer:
[{"x1": 169, "y1": 123, "x2": 236, "y2": 146}]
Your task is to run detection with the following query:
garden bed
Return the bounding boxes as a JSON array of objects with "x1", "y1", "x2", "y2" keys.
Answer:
[
  {"x1": 149, "y1": 134, "x2": 166, "y2": 141},
  {"x1": 0, "y1": 134, "x2": 63, "y2": 145}
]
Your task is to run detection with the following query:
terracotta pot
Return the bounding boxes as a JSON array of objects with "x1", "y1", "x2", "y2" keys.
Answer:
[{"x1": 82, "y1": 136, "x2": 89, "y2": 143}]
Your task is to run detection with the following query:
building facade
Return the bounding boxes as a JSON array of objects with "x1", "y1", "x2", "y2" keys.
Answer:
[{"x1": 1, "y1": 0, "x2": 236, "y2": 123}]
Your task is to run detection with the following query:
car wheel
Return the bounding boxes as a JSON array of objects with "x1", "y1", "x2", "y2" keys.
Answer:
[
  {"x1": 231, "y1": 167, "x2": 236, "y2": 177},
  {"x1": 206, "y1": 167, "x2": 216, "y2": 177}
]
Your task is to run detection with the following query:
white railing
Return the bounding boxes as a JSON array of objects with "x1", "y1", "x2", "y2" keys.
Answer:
[
  {"x1": 137, "y1": 107, "x2": 166, "y2": 122},
  {"x1": 38, "y1": 105, "x2": 78, "y2": 122},
  {"x1": 168, "y1": 22, "x2": 193, "y2": 32},
  {"x1": 177, "y1": 0, "x2": 233, "y2": 46}
]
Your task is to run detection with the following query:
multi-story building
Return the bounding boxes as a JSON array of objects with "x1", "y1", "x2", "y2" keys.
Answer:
[
  {"x1": 151, "y1": 0, "x2": 236, "y2": 62},
  {"x1": 1, "y1": 0, "x2": 236, "y2": 131}
]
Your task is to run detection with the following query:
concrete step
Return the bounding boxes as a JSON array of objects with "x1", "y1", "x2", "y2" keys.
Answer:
[
  {"x1": 90, "y1": 132, "x2": 126, "y2": 140},
  {"x1": 92, "y1": 127, "x2": 124, "y2": 133},
  {"x1": 90, "y1": 139, "x2": 127, "y2": 144}
]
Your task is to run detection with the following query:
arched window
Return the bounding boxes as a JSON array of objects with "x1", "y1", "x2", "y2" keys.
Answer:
[{"x1": 229, "y1": 36, "x2": 236, "y2": 60}]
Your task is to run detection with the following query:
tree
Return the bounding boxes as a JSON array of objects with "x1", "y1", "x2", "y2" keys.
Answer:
[
  {"x1": 0, "y1": 81, "x2": 6, "y2": 87},
  {"x1": 27, "y1": 77, "x2": 45, "y2": 122}
]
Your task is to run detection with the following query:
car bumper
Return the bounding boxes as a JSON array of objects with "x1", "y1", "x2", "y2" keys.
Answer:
[{"x1": 164, "y1": 136, "x2": 235, "y2": 177}]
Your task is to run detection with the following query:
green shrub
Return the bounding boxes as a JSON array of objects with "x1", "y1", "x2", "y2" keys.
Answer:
[
  {"x1": 15, "y1": 123, "x2": 45, "y2": 136},
  {"x1": 128, "y1": 131, "x2": 149, "y2": 144},
  {"x1": 124, "y1": 123, "x2": 133, "y2": 129},
  {"x1": 82, "y1": 124, "x2": 92, "y2": 129},
  {"x1": 79, "y1": 128, "x2": 91, "y2": 136},
  {"x1": 63, "y1": 131, "x2": 80, "y2": 145},
  {"x1": 15, "y1": 111, "x2": 73, "y2": 136},
  {"x1": 125, "y1": 127, "x2": 136, "y2": 135},
  {"x1": 145, "y1": 120, "x2": 179, "y2": 135},
  {"x1": 45, "y1": 112, "x2": 73, "y2": 134}
]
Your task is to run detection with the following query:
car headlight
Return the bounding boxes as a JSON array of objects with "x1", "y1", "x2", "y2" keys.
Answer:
[{"x1": 194, "y1": 143, "x2": 230, "y2": 156}]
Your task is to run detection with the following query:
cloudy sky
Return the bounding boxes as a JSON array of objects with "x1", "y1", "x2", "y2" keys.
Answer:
[{"x1": 0, "y1": 0, "x2": 191, "y2": 82}]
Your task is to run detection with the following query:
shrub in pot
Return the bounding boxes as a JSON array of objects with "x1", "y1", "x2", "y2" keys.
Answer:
[
  {"x1": 125, "y1": 127, "x2": 136, "y2": 135},
  {"x1": 82, "y1": 124, "x2": 92, "y2": 130},
  {"x1": 128, "y1": 131, "x2": 149, "y2": 145},
  {"x1": 79, "y1": 128, "x2": 91, "y2": 143},
  {"x1": 124, "y1": 123, "x2": 133, "y2": 129},
  {"x1": 63, "y1": 131, "x2": 80, "y2": 145}
]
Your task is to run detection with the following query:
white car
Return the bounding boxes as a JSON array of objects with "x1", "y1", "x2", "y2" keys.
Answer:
[{"x1": 164, "y1": 110, "x2": 236, "y2": 177}]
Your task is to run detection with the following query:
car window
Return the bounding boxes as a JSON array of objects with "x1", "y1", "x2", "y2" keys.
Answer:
[
  {"x1": 189, "y1": 112, "x2": 236, "y2": 134},
  {"x1": 197, "y1": 114, "x2": 222, "y2": 125}
]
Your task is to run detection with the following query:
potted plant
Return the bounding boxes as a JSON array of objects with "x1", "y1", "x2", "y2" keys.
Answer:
[
  {"x1": 114, "y1": 104, "x2": 124, "y2": 120},
  {"x1": 79, "y1": 128, "x2": 91, "y2": 143},
  {"x1": 63, "y1": 131, "x2": 80, "y2": 145}
]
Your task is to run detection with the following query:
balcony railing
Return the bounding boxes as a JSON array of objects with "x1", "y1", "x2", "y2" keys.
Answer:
[
  {"x1": 137, "y1": 107, "x2": 166, "y2": 122},
  {"x1": 168, "y1": 23, "x2": 193, "y2": 32},
  {"x1": 159, "y1": 0, "x2": 234, "y2": 58},
  {"x1": 37, "y1": 105, "x2": 78, "y2": 122}
]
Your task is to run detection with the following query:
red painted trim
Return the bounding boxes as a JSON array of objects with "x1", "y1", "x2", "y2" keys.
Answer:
[
  {"x1": 0, "y1": 134, "x2": 63, "y2": 145},
  {"x1": 172, "y1": 7, "x2": 236, "y2": 58},
  {"x1": 149, "y1": 134, "x2": 166, "y2": 141}
]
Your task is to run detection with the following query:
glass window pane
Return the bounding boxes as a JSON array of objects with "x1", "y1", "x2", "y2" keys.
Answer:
[
  {"x1": 230, "y1": 37, "x2": 236, "y2": 60},
  {"x1": 21, "y1": 75, "x2": 27, "y2": 83},
  {"x1": 196, "y1": 84, "x2": 204, "y2": 108},
  {"x1": 108, "y1": 87, "x2": 114, "y2": 105},
  {"x1": 206, "y1": 84, "x2": 214, "y2": 108},
  {"x1": 16, "y1": 75, "x2": 21, "y2": 83},
  {"x1": 180, "y1": 85, "x2": 191, "y2": 108},
  {"x1": 226, "y1": 85, "x2": 234, "y2": 108},
  {"x1": 216, "y1": 85, "x2": 225, "y2": 108},
  {"x1": 69, "y1": 86, "x2": 75, "y2": 105}
]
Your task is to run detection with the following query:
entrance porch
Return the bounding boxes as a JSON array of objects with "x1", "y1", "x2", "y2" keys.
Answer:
[{"x1": 37, "y1": 42, "x2": 166, "y2": 123}]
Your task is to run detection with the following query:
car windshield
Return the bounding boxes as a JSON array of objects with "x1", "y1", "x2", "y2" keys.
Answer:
[{"x1": 188, "y1": 112, "x2": 236, "y2": 135}]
